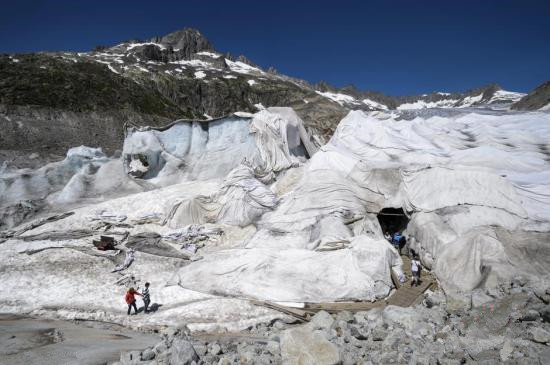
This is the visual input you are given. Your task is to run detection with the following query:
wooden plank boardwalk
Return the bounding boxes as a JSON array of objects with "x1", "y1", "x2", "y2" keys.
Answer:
[{"x1": 252, "y1": 254, "x2": 436, "y2": 321}]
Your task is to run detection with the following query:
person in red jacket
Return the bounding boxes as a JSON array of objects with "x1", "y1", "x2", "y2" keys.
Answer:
[{"x1": 125, "y1": 287, "x2": 142, "y2": 315}]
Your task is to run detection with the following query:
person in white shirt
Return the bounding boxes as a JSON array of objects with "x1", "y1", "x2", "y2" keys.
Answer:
[{"x1": 411, "y1": 257, "x2": 422, "y2": 287}]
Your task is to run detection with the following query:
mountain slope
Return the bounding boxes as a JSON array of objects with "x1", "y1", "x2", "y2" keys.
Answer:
[
  {"x1": 511, "y1": 81, "x2": 550, "y2": 111},
  {"x1": 0, "y1": 27, "x2": 531, "y2": 165}
]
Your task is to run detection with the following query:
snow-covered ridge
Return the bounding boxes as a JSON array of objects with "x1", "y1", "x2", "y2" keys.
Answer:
[
  {"x1": 396, "y1": 89, "x2": 525, "y2": 110},
  {"x1": 315, "y1": 91, "x2": 389, "y2": 110},
  {"x1": 488, "y1": 89, "x2": 526, "y2": 103}
]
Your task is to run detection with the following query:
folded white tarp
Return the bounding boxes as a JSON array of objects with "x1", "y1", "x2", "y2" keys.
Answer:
[{"x1": 171, "y1": 235, "x2": 403, "y2": 303}]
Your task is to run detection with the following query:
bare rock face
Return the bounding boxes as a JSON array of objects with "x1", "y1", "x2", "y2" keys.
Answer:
[
  {"x1": 149, "y1": 28, "x2": 214, "y2": 58},
  {"x1": 512, "y1": 80, "x2": 550, "y2": 110}
]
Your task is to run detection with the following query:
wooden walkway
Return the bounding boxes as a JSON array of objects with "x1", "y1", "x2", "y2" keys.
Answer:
[{"x1": 252, "y1": 254, "x2": 436, "y2": 321}]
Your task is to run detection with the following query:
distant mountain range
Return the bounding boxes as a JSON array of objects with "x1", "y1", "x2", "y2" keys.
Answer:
[{"x1": 0, "y1": 28, "x2": 548, "y2": 163}]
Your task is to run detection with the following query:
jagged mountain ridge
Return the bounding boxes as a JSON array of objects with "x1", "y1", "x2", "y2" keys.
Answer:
[{"x1": 0, "y1": 27, "x2": 537, "y2": 164}]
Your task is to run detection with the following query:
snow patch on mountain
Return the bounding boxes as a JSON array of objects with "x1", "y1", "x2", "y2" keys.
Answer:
[
  {"x1": 126, "y1": 42, "x2": 167, "y2": 51},
  {"x1": 362, "y1": 98, "x2": 388, "y2": 110},
  {"x1": 170, "y1": 59, "x2": 216, "y2": 69},
  {"x1": 196, "y1": 51, "x2": 221, "y2": 58},
  {"x1": 458, "y1": 93, "x2": 483, "y2": 107},
  {"x1": 315, "y1": 91, "x2": 359, "y2": 106},
  {"x1": 225, "y1": 59, "x2": 263, "y2": 75},
  {"x1": 94, "y1": 59, "x2": 120, "y2": 74}
]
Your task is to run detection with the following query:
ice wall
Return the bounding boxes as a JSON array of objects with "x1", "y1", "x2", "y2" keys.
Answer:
[
  {"x1": 122, "y1": 109, "x2": 317, "y2": 182},
  {"x1": 0, "y1": 147, "x2": 143, "y2": 229}
]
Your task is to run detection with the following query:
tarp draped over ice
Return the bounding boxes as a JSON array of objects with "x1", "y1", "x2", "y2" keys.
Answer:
[
  {"x1": 174, "y1": 109, "x2": 550, "y2": 302},
  {"x1": 250, "y1": 108, "x2": 317, "y2": 171},
  {"x1": 327, "y1": 110, "x2": 550, "y2": 297},
  {"x1": 171, "y1": 236, "x2": 403, "y2": 302},
  {"x1": 400, "y1": 167, "x2": 527, "y2": 218},
  {"x1": 4, "y1": 106, "x2": 550, "y2": 320},
  {"x1": 170, "y1": 111, "x2": 409, "y2": 302},
  {"x1": 166, "y1": 162, "x2": 279, "y2": 228}
]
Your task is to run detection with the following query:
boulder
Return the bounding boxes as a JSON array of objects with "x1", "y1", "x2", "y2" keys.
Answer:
[
  {"x1": 141, "y1": 348, "x2": 155, "y2": 361},
  {"x1": 209, "y1": 343, "x2": 222, "y2": 355},
  {"x1": 335, "y1": 311, "x2": 355, "y2": 323},
  {"x1": 349, "y1": 325, "x2": 368, "y2": 340},
  {"x1": 194, "y1": 343, "x2": 207, "y2": 356},
  {"x1": 266, "y1": 340, "x2": 280, "y2": 355},
  {"x1": 218, "y1": 358, "x2": 232, "y2": 365},
  {"x1": 306, "y1": 310, "x2": 335, "y2": 331},
  {"x1": 153, "y1": 341, "x2": 168, "y2": 354},
  {"x1": 530, "y1": 327, "x2": 550, "y2": 344},
  {"x1": 371, "y1": 327, "x2": 388, "y2": 342},
  {"x1": 280, "y1": 326, "x2": 341, "y2": 365},
  {"x1": 520, "y1": 310, "x2": 540, "y2": 322},
  {"x1": 169, "y1": 339, "x2": 199, "y2": 365},
  {"x1": 500, "y1": 339, "x2": 514, "y2": 362}
]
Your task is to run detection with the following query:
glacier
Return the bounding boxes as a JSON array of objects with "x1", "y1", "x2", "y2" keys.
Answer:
[{"x1": 1, "y1": 106, "x2": 549, "y2": 332}]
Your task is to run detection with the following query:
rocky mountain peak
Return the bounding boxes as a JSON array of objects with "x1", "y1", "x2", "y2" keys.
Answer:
[{"x1": 148, "y1": 27, "x2": 213, "y2": 58}]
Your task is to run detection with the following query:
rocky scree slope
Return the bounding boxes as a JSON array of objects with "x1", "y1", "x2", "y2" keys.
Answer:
[{"x1": 0, "y1": 28, "x2": 534, "y2": 165}]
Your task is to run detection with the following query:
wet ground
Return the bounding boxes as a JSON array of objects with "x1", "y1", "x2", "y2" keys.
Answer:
[{"x1": 0, "y1": 314, "x2": 158, "y2": 365}]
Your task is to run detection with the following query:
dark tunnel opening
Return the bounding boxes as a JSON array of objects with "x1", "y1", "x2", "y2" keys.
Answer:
[{"x1": 377, "y1": 207, "x2": 409, "y2": 238}]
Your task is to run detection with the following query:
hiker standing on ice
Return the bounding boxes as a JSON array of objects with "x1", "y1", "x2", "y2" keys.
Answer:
[
  {"x1": 411, "y1": 257, "x2": 422, "y2": 287},
  {"x1": 125, "y1": 287, "x2": 142, "y2": 315},
  {"x1": 142, "y1": 282, "x2": 151, "y2": 313}
]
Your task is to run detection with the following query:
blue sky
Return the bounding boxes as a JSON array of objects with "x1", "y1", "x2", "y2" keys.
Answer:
[{"x1": 1, "y1": 0, "x2": 548, "y2": 95}]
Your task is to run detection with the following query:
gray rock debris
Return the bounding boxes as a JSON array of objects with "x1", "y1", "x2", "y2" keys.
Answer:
[{"x1": 115, "y1": 285, "x2": 550, "y2": 365}]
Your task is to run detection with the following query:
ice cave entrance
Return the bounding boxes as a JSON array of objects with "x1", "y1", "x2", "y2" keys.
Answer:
[{"x1": 377, "y1": 207, "x2": 409, "y2": 237}]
